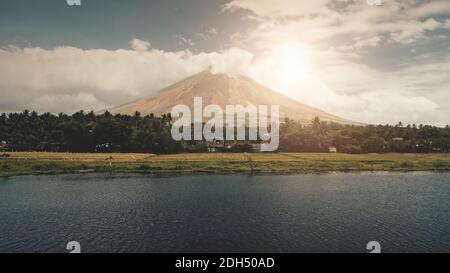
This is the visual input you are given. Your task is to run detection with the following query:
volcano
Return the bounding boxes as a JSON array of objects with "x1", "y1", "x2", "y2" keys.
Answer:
[{"x1": 109, "y1": 71, "x2": 356, "y2": 124}]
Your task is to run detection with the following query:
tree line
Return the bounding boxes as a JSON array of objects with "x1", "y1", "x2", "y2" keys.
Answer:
[
  {"x1": 1, "y1": 111, "x2": 449, "y2": 154},
  {"x1": 280, "y1": 117, "x2": 450, "y2": 153}
]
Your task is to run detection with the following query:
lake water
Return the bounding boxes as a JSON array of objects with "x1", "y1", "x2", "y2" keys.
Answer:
[{"x1": 0, "y1": 172, "x2": 449, "y2": 253}]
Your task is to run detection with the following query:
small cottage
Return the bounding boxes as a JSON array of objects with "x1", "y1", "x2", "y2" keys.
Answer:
[
  {"x1": 328, "y1": 146, "x2": 337, "y2": 153},
  {"x1": 207, "y1": 140, "x2": 225, "y2": 152},
  {"x1": 0, "y1": 141, "x2": 9, "y2": 151}
]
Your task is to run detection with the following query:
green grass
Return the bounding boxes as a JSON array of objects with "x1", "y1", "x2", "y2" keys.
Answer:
[{"x1": 1, "y1": 152, "x2": 450, "y2": 177}]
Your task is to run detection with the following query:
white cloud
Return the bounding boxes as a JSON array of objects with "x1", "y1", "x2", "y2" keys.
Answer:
[
  {"x1": 130, "y1": 38, "x2": 151, "y2": 52},
  {"x1": 196, "y1": 27, "x2": 219, "y2": 40},
  {"x1": 409, "y1": 1, "x2": 450, "y2": 18},
  {"x1": 222, "y1": 0, "x2": 330, "y2": 18},
  {"x1": 208, "y1": 27, "x2": 218, "y2": 35},
  {"x1": 224, "y1": 0, "x2": 450, "y2": 49},
  {"x1": 0, "y1": 42, "x2": 253, "y2": 113},
  {"x1": 202, "y1": 47, "x2": 253, "y2": 76},
  {"x1": 174, "y1": 35, "x2": 196, "y2": 47},
  {"x1": 30, "y1": 93, "x2": 109, "y2": 114}
]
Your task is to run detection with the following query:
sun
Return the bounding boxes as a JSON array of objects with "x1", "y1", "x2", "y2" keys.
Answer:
[
  {"x1": 274, "y1": 43, "x2": 307, "y2": 82},
  {"x1": 250, "y1": 42, "x2": 314, "y2": 98}
]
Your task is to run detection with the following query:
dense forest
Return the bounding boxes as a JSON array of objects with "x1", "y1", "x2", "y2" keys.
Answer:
[{"x1": 0, "y1": 110, "x2": 449, "y2": 154}]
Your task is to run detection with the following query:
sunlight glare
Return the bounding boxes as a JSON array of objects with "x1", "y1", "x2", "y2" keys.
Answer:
[
  {"x1": 279, "y1": 43, "x2": 306, "y2": 77},
  {"x1": 267, "y1": 42, "x2": 311, "y2": 92}
]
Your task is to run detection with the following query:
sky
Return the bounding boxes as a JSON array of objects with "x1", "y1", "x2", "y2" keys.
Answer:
[{"x1": 0, "y1": 0, "x2": 449, "y2": 126}]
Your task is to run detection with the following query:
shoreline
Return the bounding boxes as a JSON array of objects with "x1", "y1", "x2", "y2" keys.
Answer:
[
  {"x1": 2, "y1": 169, "x2": 450, "y2": 179},
  {"x1": 1, "y1": 152, "x2": 450, "y2": 177}
]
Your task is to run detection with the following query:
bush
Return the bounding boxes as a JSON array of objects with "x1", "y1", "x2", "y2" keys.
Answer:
[
  {"x1": 432, "y1": 160, "x2": 448, "y2": 168},
  {"x1": 339, "y1": 144, "x2": 362, "y2": 154},
  {"x1": 230, "y1": 143, "x2": 253, "y2": 153},
  {"x1": 31, "y1": 162, "x2": 59, "y2": 171},
  {"x1": 400, "y1": 161, "x2": 414, "y2": 168},
  {"x1": 137, "y1": 164, "x2": 152, "y2": 170}
]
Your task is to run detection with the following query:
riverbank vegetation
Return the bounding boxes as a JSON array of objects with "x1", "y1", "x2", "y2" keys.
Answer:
[
  {"x1": 1, "y1": 111, "x2": 450, "y2": 154},
  {"x1": 1, "y1": 152, "x2": 450, "y2": 177}
]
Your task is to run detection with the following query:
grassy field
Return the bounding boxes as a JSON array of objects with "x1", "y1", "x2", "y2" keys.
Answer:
[{"x1": 1, "y1": 152, "x2": 450, "y2": 177}]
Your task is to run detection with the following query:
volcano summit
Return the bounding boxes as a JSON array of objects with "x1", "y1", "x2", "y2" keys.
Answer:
[{"x1": 109, "y1": 71, "x2": 356, "y2": 124}]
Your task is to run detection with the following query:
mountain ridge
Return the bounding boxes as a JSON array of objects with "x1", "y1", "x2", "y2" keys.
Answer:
[{"x1": 109, "y1": 71, "x2": 359, "y2": 125}]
